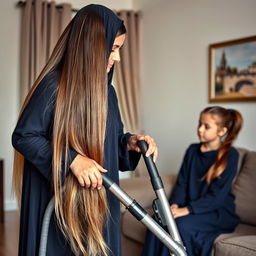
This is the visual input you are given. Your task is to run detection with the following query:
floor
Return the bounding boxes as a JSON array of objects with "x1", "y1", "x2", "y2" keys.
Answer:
[{"x1": 0, "y1": 211, "x2": 19, "y2": 256}]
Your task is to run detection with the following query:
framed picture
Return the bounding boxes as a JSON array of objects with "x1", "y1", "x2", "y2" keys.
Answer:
[{"x1": 208, "y1": 35, "x2": 256, "y2": 102}]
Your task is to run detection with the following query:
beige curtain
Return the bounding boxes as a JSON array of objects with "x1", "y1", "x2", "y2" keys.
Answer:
[
  {"x1": 115, "y1": 11, "x2": 142, "y2": 135},
  {"x1": 115, "y1": 11, "x2": 148, "y2": 176},
  {"x1": 20, "y1": 0, "x2": 72, "y2": 102}
]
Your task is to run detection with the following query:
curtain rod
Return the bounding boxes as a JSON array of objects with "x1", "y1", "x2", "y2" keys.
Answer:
[{"x1": 16, "y1": 1, "x2": 79, "y2": 13}]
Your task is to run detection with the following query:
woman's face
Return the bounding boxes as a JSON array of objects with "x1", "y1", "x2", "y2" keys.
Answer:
[{"x1": 107, "y1": 33, "x2": 126, "y2": 73}]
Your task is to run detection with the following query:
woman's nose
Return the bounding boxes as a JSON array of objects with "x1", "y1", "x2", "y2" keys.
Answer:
[{"x1": 113, "y1": 51, "x2": 120, "y2": 62}]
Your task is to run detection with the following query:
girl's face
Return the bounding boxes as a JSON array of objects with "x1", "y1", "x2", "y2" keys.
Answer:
[
  {"x1": 107, "y1": 33, "x2": 126, "y2": 73},
  {"x1": 197, "y1": 113, "x2": 227, "y2": 145}
]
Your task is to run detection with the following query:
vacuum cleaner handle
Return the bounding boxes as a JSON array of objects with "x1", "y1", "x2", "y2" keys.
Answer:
[
  {"x1": 137, "y1": 140, "x2": 163, "y2": 190},
  {"x1": 137, "y1": 140, "x2": 185, "y2": 247}
]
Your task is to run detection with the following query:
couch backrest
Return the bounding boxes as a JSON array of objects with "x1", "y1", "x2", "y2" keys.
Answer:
[{"x1": 233, "y1": 148, "x2": 256, "y2": 226}]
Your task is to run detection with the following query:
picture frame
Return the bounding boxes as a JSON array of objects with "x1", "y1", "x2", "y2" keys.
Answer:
[{"x1": 208, "y1": 35, "x2": 256, "y2": 102}]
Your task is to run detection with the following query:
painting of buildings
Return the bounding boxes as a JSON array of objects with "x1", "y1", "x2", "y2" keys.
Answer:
[{"x1": 209, "y1": 37, "x2": 256, "y2": 102}]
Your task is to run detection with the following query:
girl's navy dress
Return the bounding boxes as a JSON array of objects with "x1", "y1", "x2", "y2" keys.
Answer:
[{"x1": 142, "y1": 143, "x2": 239, "y2": 256}]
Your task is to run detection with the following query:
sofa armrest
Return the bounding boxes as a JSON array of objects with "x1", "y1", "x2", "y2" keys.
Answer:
[{"x1": 119, "y1": 174, "x2": 176, "y2": 214}]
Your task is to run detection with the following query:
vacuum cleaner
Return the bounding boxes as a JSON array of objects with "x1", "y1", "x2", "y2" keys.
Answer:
[{"x1": 39, "y1": 140, "x2": 187, "y2": 256}]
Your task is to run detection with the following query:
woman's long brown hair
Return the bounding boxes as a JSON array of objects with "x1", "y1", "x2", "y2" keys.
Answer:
[
  {"x1": 201, "y1": 106, "x2": 243, "y2": 184},
  {"x1": 13, "y1": 9, "x2": 112, "y2": 256}
]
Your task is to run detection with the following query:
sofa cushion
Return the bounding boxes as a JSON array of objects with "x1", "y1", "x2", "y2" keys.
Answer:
[
  {"x1": 214, "y1": 235, "x2": 256, "y2": 256},
  {"x1": 236, "y1": 148, "x2": 248, "y2": 175},
  {"x1": 233, "y1": 151, "x2": 256, "y2": 226},
  {"x1": 215, "y1": 223, "x2": 256, "y2": 243}
]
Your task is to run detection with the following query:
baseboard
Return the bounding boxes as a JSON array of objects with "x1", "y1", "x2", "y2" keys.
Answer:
[{"x1": 5, "y1": 199, "x2": 18, "y2": 211}]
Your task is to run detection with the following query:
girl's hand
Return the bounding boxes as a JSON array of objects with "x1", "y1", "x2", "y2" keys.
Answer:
[
  {"x1": 127, "y1": 134, "x2": 158, "y2": 162},
  {"x1": 170, "y1": 204, "x2": 179, "y2": 210},
  {"x1": 70, "y1": 154, "x2": 107, "y2": 189},
  {"x1": 171, "y1": 207, "x2": 190, "y2": 219}
]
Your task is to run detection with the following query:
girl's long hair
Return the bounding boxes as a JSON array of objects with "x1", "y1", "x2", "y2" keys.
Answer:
[
  {"x1": 201, "y1": 106, "x2": 243, "y2": 184},
  {"x1": 13, "y1": 9, "x2": 111, "y2": 256}
]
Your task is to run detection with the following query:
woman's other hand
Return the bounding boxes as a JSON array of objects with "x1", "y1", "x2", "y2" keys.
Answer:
[
  {"x1": 127, "y1": 134, "x2": 158, "y2": 162},
  {"x1": 70, "y1": 154, "x2": 107, "y2": 189}
]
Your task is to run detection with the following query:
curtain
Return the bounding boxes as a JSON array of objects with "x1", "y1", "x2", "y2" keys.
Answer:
[
  {"x1": 115, "y1": 11, "x2": 147, "y2": 176},
  {"x1": 20, "y1": 0, "x2": 72, "y2": 102},
  {"x1": 115, "y1": 11, "x2": 142, "y2": 135}
]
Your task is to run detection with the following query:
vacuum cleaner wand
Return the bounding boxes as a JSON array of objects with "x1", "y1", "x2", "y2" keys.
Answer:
[{"x1": 102, "y1": 174, "x2": 187, "y2": 256}]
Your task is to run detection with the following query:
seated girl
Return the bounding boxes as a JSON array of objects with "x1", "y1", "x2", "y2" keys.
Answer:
[{"x1": 141, "y1": 106, "x2": 243, "y2": 256}]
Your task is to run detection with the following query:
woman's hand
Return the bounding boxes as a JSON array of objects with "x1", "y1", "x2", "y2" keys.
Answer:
[
  {"x1": 171, "y1": 206, "x2": 190, "y2": 219},
  {"x1": 127, "y1": 134, "x2": 158, "y2": 162},
  {"x1": 70, "y1": 154, "x2": 107, "y2": 189}
]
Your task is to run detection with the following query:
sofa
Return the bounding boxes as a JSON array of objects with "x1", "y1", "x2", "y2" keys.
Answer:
[{"x1": 119, "y1": 148, "x2": 256, "y2": 256}]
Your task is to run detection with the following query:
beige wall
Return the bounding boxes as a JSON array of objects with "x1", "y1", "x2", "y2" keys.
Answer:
[
  {"x1": 0, "y1": 0, "x2": 133, "y2": 210},
  {"x1": 135, "y1": 0, "x2": 256, "y2": 174}
]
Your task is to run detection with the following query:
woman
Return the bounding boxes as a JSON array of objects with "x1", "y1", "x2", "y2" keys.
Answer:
[{"x1": 12, "y1": 4, "x2": 158, "y2": 256}]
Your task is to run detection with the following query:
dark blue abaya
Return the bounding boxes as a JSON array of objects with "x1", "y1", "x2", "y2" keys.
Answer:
[
  {"x1": 141, "y1": 143, "x2": 239, "y2": 256},
  {"x1": 12, "y1": 5, "x2": 140, "y2": 256}
]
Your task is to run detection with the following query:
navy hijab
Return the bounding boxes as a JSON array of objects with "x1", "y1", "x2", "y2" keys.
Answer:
[{"x1": 76, "y1": 4, "x2": 124, "y2": 84}]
